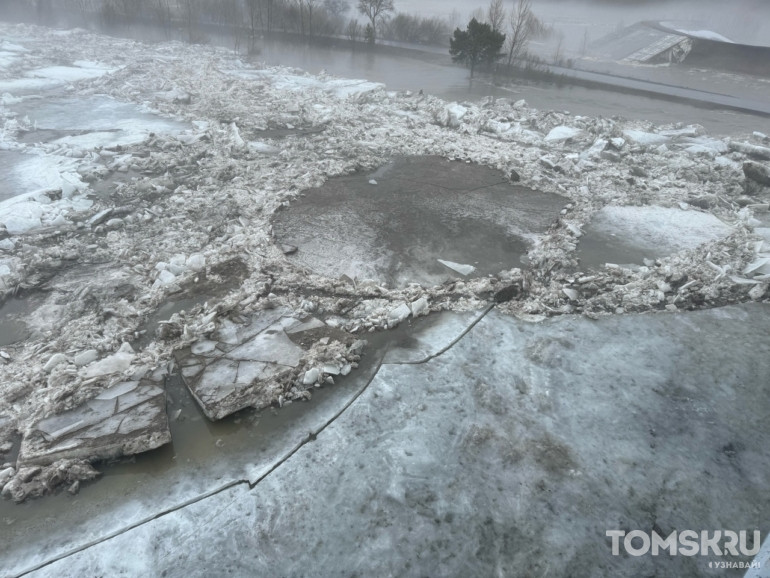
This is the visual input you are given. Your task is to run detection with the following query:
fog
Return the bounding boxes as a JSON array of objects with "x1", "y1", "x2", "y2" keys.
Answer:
[{"x1": 410, "y1": 0, "x2": 769, "y2": 54}]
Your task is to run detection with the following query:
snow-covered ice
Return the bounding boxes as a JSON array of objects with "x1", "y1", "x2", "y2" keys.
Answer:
[{"x1": 579, "y1": 205, "x2": 732, "y2": 267}]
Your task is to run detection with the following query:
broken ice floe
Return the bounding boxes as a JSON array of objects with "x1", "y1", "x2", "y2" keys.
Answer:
[
  {"x1": 437, "y1": 259, "x2": 476, "y2": 276},
  {"x1": 17, "y1": 379, "x2": 170, "y2": 467},
  {"x1": 577, "y1": 205, "x2": 732, "y2": 268},
  {"x1": 179, "y1": 310, "x2": 362, "y2": 420}
]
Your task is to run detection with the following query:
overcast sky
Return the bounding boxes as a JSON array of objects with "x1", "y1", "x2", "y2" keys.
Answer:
[{"x1": 406, "y1": 0, "x2": 768, "y2": 47}]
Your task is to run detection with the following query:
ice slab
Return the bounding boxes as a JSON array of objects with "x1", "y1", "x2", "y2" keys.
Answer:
[
  {"x1": 623, "y1": 129, "x2": 670, "y2": 146},
  {"x1": 29, "y1": 304, "x2": 770, "y2": 577},
  {"x1": 0, "y1": 61, "x2": 115, "y2": 94},
  {"x1": 578, "y1": 205, "x2": 732, "y2": 268},
  {"x1": 18, "y1": 380, "x2": 170, "y2": 466},
  {"x1": 12, "y1": 95, "x2": 186, "y2": 147},
  {"x1": 181, "y1": 313, "x2": 306, "y2": 420},
  {"x1": 230, "y1": 67, "x2": 384, "y2": 99},
  {"x1": 545, "y1": 125, "x2": 582, "y2": 142},
  {"x1": 0, "y1": 151, "x2": 80, "y2": 203}
]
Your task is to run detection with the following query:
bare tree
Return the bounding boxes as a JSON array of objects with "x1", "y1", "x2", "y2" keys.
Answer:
[
  {"x1": 217, "y1": 0, "x2": 244, "y2": 51},
  {"x1": 345, "y1": 17, "x2": 361, "y2": 41},
  {"x1": 505, "y1": 0, "x2": 549, "y2": 66},
  {"x1": 486, "y1": 0, "x2": 505, "y2": 33},
  {"x1": 180, "y1": 0, "x2": 203, "y2": 43},
  {"x1": 67, "y1": 0, "x2": 95, "y2": 25},
  {"x1": 356, "y1": 0, "x2": 394, "y2": 43},
  {"x1": 289, "y1": 0, "x2": 306, "y2": 35},
  {"x1": 247, "y1": 0, "x2": 278, "y2": 33},
  {"x1": 580, "y1": 28, "x2": 589, "y2": 56},
  {"x1": 447, "y1": 8, "x2": 461, "y2": 32},
  {"x1": 153, "y1": 0, "x2": 173, "y2": 36},
  {"x1": 323, "y1": 0, "x2": 348, "y2": 17},
  {"x1": 306, "y1": 0, "x2": 319, "y2": 37}
]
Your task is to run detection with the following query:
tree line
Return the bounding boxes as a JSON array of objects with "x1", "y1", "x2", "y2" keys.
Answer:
[
  {"x1": 451, "y1": 0, "x2": 552, "y2": 77},
  {"x1": 3, "y1": 0, "x2": 552, "y2": 74},
  {"x1": 2, "y1": 0, "x2": 451, "y2": 47}
]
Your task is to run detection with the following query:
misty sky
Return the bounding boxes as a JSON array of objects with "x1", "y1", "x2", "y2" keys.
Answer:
[{"x1": 406, "y1": 0, "x2": 769, "y2": 48}]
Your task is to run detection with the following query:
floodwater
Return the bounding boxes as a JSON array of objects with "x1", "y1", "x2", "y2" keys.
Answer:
[
  {"x1": 272, "y1": 156, "x2": 567, "y2": 287},
  {"x1": 0, "y1": 297, "x2": 33, "y2": 347},
  {"x1": 248, "y1": 35, "x2": 770, "y2": 136}
]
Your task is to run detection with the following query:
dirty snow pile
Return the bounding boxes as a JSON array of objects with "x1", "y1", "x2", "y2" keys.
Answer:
[{"x1": 0, "y1": 23, "x2": 769, "y2": 499}]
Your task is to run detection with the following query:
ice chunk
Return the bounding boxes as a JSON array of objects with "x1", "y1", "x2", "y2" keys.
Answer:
[
  {"x1": 43, "y1": 353, "x2": 68, "y2": 372},
  {"x1": 437, "y1": 259, "x2": 476, "y2": 276},
  {"x1": 444, "y1": 103, "x2": 467, "y2": 127},
  {"x1": 388, "y1": 303, "x2": 412, "y2": 326},
  {"x1": 545, "y1": 126, "x2": 581, "y2": 142},
  {"x1": 228, "y1": 323, "x2": 303, "y2": 367},
  {"x1": 191, "y1": 340, "x2": 218, "y2": 356},
  {"x1": 322, "y1": 364, "x2": 341, "y2": 376},
  {"x1": 157, "y1": 270, "x2": 176, "y2": 285},
  {"x1": 248, "y1": 142, "x2": 280, "y2": 154},
  {"x1": 622, "y1": 130, "x2": 669, "y2": 146},
  {"x1": 562, "y1": 287, "x2": 579, "y2": 301},
  {"x1": 186, "y1": 253, "x2": 206, "y2": 271},
  {"x1": 82, "y1": 348, "x2": 134, "y2": 379},
  {"x1": 285, "y1": 317, "x2": 326, "y2": 335},
  {"x1": 410, "y1": 297, "x2": 429, "y2": 317},
  {"x1": 744, "y1": 257, "x2": 770, "y2": 276},
  {"x1": 302, "y1": 368, "x2": 320, "y2": 385}
]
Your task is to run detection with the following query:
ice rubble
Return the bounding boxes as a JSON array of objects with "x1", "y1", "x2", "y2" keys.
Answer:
[{"x1": 0, "y1": 22, "x2": 768, "y2": 498}]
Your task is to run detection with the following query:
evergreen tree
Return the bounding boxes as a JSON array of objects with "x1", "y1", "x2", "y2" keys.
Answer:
[{"x1": 449, "y1": 18, "x2": 506, "y2": 78}]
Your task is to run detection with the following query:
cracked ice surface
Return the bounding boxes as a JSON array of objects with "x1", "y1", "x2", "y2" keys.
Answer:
[
  {"x1": 18, "y1": 379, "x2": 170, "y2": 466},
  {"x1": 26, "y1": 303, "x2": 770, "y2": 577},
  {"x1": 180, "y1": 310, "x2": 355, "y2": 420}
]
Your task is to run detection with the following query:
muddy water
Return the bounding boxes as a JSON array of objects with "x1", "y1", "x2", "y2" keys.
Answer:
[
  {"x1": 576, "y1": 228, "x2": 657, "y2": 269},
  {"x1": 134, "y1": 295, "x2": 210, "y2": 349},
  {"x1": 273, "y1": 156, "x2": 567, "y2": 287},
  {"x1": 97, "y1": 22, "x2": 769, "y2": 135},
  {"x1": 0, "y1": 296, "x2": 42, "y2": 347}
]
